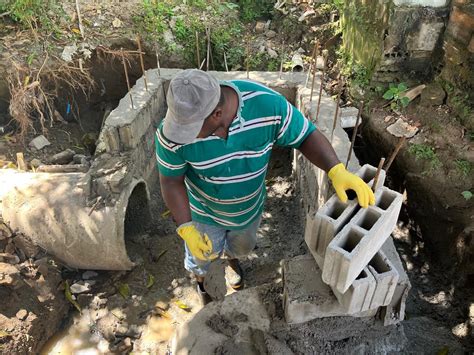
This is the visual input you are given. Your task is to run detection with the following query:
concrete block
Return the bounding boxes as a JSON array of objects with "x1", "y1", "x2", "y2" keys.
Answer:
[
  {"x1": 322, "y1": 187, "x2": 403, "y2": 293},
  {"x1": 368, "y1": 250, "x2": 399, "y2": 308},
  {"x1": 379, "y1": 238, "x2": 411, "y2": 325},
  {"x1": 393, "y1": 0, "x2": 449, "y2": 7},
  {"x1": 283, "y1": 254, "x2": 378, "y2": 325},
  {"x1": 304, "y1": 164, "x2": 386, "y2": 263},
  {"x1": 340, "y1": 106, "x2": 359, "y2": 129},
  {"x1": 331, "y1": 268, "x2": 377, "y2": 315}
]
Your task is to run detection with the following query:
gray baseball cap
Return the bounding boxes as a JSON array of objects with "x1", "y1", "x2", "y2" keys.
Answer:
[{"x1": 163, "y1": 69, "x2": 221, "y2": 144}]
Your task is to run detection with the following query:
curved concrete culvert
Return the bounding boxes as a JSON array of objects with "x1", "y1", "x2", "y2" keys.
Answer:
[{"x1": 0, "y1": 170, "x2": 150, "y2": 270}]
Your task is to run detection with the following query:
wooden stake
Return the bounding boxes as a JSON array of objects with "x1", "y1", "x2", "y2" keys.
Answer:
[
  {"x1": 195, "y1": 31, "x2": 200, "y2": 68},
  {"x1": 136, "y1": 35, "x2": 148, "y2": 91},
  {"x1": 385, "y1": 136, "x2": 406, "y2": 172},
  {"x1": 75, "y1": 0, "x2": 85, "y2": 39},
  {"x1": 372, "y1": 157, "x2": 385, "y2": 191},
  {"x1": 16, "y1": 152, "x2": 26, "y2": 171},
  {"x1": 309, "y1": 40, "x2": 320, "y2": 103},
  {"x1": 306, "y1": 40, "x2": 319, "y2": 88},
  {"x1": 121, "y1": 49, "x2": 134, "y2": 109},
  {"x1": 330, "y1": 76, "x2": 343, "y2": 143},
  {"x1": 155, "y1": 43, "x2": 161, "y2": 76},
  {"x1": 345, "y1": 101, "x2": 364, "y2": 169},
  {"x1": 315, "y1": 51, "x2": 327, "y2": 124}
]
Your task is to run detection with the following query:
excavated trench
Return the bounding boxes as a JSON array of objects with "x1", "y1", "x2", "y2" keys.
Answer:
[{"x1": 1, "y1": 59, "x2": 471, "y2": 352}]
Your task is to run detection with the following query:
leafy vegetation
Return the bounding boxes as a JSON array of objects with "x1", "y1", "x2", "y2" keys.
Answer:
[
  {"x1": 0, "y1": 0, "x2": 64, "y2": 33},
  {"x1": 461, "y1": 191, "x2": 472, "y2": 201},
  {"x1": 408, "y1": 143, "x2": 442, "y2": 174},
  {"x1": 236, "y1": 0, "x2": 274, "y2": 22},
  {"x1": 455, "y1": 159, "x2": 472, "y2": 177},
  {"x1": 383, "y1": 83, "x2": 410, "y2": 111}
]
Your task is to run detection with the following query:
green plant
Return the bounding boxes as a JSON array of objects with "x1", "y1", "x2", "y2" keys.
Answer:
[
  {"x1": 455, "y1": 159, "x2": 472, "y2": 177},
  {"x1": 1, "y1": 0, "x2": 64, "y2": 33},
  {"x1": 383, "y1": 83, "x2": 410, "y2": 111},
  {"x1": 140, "y1": 0, "x2": 174, "y2": 41},
  {"x1": 408, "y1": 143, "x2": 442, "y2": 173},
  {"x1": 236, "y1": 0, "x2": 274, "y2": 22},
  {"x1": 461, "y1": 191, "x2": 472, "y2": 200}
]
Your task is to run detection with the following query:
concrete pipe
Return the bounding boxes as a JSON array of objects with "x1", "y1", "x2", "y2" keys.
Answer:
[
  {"x1": 291, "y1": 53, "x2": 304, "y2": 72},
  {"x1": 0, "y1": 170, "x2": 150, "y2": 270}
]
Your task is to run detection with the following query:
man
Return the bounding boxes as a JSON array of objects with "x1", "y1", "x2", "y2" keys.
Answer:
[{"x1": 156, "y1": 69, "x2": 374, "y2": 304}]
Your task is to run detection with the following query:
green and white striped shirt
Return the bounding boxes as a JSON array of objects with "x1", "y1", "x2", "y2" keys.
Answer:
[{"x1": 156, "y1": 80, "x2": 316, "y2": 229}]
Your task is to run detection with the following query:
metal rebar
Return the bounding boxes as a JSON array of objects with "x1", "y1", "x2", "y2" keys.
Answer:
[
  {"x1": 224, "y1": 51, "x2": 229, "y2": 72},
  {"x1": 246, "y1": 40, "x2": 250, "y2": 79},
  {"x1": 121, "y1": 49, "x2": 134, "y2": 109},
  {"x1": 306, "y1": 40, "x2": 319, "y2": 88},
  {"x1": 372, "y1": 157, "x2": 385, "y2": 191},
  {"x1": 155, "y1": 43, "x2": 161, "y2": 76},
  {"x1": 309, "y1": 40, "x2": 320, "y2": 103},
  {"x1": 195, "y1": 31, "x2": 200, "y2": 68},
  {"x1": 315, "y1": 51, "x2": 327, "y2": 125},
  {"x1": 385, "y1": 136, "x2": 406, "y2": 173},
  {"x1": 345, "y1": 100, "x2": 364, "y2": 168},
  {"x1": 330, "y1": 76, "x2": 343, "y2": 143},
  {"x1": 206, "y1": 27, "x2": 210, "y2": 72},
  {"x1": 136, "y1": 35, "x2": 148, "y2": 91}
]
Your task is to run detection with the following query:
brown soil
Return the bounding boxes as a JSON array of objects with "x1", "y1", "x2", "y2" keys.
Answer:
[{"x1": 360, "y1": 100, "x2": 473, "y2": 273}]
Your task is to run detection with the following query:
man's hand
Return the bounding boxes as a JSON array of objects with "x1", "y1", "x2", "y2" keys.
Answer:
[
  {"x1": 177, "y1": 222, "x2": 218, "y2": 261},
  {"x1": 328, "y1": 163, "x2": 375, "y2": 208}
]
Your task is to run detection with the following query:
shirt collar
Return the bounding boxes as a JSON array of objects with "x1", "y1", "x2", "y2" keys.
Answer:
[{"x1": 220, "y1": 80, "x2": 245, "y2": 128}]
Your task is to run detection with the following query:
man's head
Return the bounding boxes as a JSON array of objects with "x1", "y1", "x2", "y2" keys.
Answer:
[{"x1": 163, "y1": 69, "x2": 224, "y2": 144}]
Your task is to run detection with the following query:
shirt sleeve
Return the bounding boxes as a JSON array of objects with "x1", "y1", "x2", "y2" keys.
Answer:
[
  {"x1": 274, "y1": 97, "x2": 316, "y2": 148},
  {"x1": 155, "y1": 125, "x2": 188, "y2": 176}
]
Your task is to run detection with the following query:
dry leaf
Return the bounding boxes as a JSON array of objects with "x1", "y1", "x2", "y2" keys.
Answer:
[
  {"x1": 64, "y1": 280, "x2": 82, "y2": 313},
  {"x1": 146, "y1": 273, "x2": 155, "y2": 289},
  {"x1": 71, "y1": 28, "x2": 81, "y2": 34},
  {"x1": 0, "y1": 330, "x2": 11, "y2": 338},
  {"x1": 112, "y1": 18, "x2": 122, "y2": 28},
  {"x1": 161, "y1": 210, "x2": 171, "y2": 218},
  {"x1": 174, "y1": 300, "x2": 192, "y2": 312},
  {"x1": 118, "y1": 283, "x2": 130, "y2": 298}
]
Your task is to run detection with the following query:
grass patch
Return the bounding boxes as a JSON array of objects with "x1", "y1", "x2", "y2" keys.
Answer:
[{"x1": 408, "y1": 144, "x2": 442, "y2": 174}]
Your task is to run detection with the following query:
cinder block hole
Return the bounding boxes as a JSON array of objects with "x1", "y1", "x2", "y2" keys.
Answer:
[
  {"x1": 369, "y1": 253, "x2": 391, "y2": 274},
  {"x1": 376, "y1": 190, "x2": 397, "y2": 210},
  {"x1": 356, "y1": 270, "x2": 368, "y2": 280},
  {"x1": 327, "y1": 200, "x2": 347, "y2": 220},
  {"x1": 340, "y1": 229, "x2": 364, "y2": 253},
  {"x1": 357, "y1": 210, "x2": 380, "y2": 231},
  {"x1": 358, "y1": 168, "x2": 376, "y2": 183}
]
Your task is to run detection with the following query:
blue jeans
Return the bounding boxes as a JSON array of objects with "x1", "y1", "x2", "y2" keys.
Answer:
[{"x1": 184, "y1": 216, "x2": 262, "y2": 276}]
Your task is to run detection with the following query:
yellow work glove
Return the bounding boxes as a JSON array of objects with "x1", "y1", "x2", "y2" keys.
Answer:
[
  {"x1": 177, "y1": 222, "x2": 218, "y2": 261},
  {"x1": 328, "y1": 163, "x2": 375, "y2": 208}
]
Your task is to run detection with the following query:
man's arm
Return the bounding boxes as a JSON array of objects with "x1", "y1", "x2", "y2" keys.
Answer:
[
  {"x1": 297, "y1": 130, "x2": 375, "y2": 208},
  {"x1": 159, "y1": 173, "x2": 191, "y2": 226},
  {"x1": 297, "y1": 130, "x2": 340, "y2": 172}
]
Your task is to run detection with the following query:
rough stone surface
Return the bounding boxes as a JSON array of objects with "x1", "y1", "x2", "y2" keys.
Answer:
[
  {"x1": 50, "y1": 149, "x2": 75, "y2": 165},
  {"x1": 387, "y1": 118, "x2": 419, "y2": 138},
  {"x1": 283, "y1": 254, "x2": 378, "y2": 324},
  {"x1": 29, "y1": 135, "x2": 51, "y2": 150},
  {"x1": 172, "y1": 287, "x2": 271, "y2": 354},
  {"x1": 0, "y1": 262, "x2": 20, "y2": 287},
  {"x1": 420, "y1": 83, "x2": 446, "y2": 106}
]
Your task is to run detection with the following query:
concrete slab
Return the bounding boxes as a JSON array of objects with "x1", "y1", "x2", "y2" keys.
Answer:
[
  {"x1": 283, "y1": 254, "x2": 378, "y2": 324},
  {"x1": 323, "y1": 187, "x2": 403, "y2": 293}
]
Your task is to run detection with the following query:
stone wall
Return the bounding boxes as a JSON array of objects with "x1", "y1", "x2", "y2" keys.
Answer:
[
  {"x1": 341, "y1": 0, "x2": 450, "y2": 84},
  {"x1": 441, "y1": 0, "x2": 474, "y2": 105}
]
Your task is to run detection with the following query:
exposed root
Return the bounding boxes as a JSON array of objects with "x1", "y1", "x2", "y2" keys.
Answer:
[{"x1": 6, "y1": 54, "x2": 96, "y2": 138}]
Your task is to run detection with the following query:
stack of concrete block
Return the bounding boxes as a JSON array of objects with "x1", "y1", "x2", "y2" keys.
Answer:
[{"x1": 285, "y1": 164, "x2": 410, "y2": 324}]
